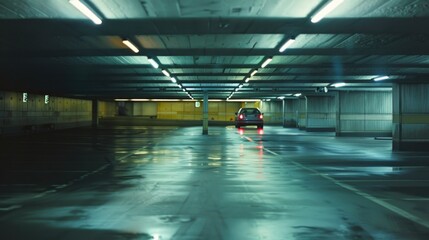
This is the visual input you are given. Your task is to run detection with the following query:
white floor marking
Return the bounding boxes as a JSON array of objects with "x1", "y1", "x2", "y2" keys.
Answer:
[
  {"x1": 0, "y1": 205, "x2": 22, "y2": 211},
  {"x1": 403, "y1": 198, "x2": 429, "y2": 201},
  {"x1": 342, "y1": 179, "x2": 429, "y2": 183}
]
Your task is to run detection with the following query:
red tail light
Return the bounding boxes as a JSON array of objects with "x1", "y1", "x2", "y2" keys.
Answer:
[
  {"x1": 259, "y1": 114, "x2": 263, "y2": 119},
  {"x1": 239, "y1": 114, "x2": 244, "y2": 120}
]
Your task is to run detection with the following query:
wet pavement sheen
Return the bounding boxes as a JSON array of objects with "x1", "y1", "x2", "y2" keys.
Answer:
[{"x1": 1, "y1": 126, "x2": 429, "y2": 239}]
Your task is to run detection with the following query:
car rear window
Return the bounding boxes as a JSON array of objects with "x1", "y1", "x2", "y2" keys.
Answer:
[{"x1": 241, "y1": 108, "x2": 260, "y2": 114}]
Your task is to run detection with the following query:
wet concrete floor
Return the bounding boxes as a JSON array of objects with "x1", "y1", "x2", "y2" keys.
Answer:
[{"x1": 1, "y1": 125, "x2": 429, "y2": 239}]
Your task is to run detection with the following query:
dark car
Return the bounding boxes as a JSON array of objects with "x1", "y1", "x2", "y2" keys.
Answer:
[{"x1": 235, "y1": 107, "x2": 264, "y2": 129}]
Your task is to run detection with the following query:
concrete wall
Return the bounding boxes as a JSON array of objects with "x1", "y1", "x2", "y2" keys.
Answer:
[
  {"x1": 156, "y1": 101, "x2": 241, "y2": 122},
  {"x1": 260, "y1": 101, "x2": 282, "y2": 124},
  {"x1": 284, "y1": 99, "x2": 299, "y2": 127},
  {"x1": 99, "y1": 101, "x2": 117, "y2": 118},
  {"x1": 122, "y1": 101, "x2": 285, "y2": 124},
  {"x1": 132, "y1": 102, "x2": 157, "y2": 117},
  {"x1": 393, "y1": 84, "x2": 429, "y2": 151},
  {"x1": 337, "y1": 91, "x2": 392, "y2": 137},
  {"x1": 0, "y1": 91, "x2": 116, "y2": 135},
  {"x1": 306, "y1": 96, "x2": 336, "y2": 132}
]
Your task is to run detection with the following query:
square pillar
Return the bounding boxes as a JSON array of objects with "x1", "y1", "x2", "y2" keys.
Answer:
[{"x1": 393, "y1": 84, "x2": 429, "y2": 151}]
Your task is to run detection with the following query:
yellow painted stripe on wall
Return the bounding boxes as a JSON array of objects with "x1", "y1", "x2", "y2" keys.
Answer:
[
  {"x1": 340, "y1": 114, "x2": 392, "y2": 121},
  {"x1": 393, "y1": 114, "x2": 429, "y2": 124}
]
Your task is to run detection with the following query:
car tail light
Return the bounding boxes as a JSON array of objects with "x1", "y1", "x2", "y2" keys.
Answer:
[
  {"x1": 259, "y1": 114, "x2": 263, "y2": 119},
  {"x1": 239, "y1": 114, "x2": 244, "y2": 120}
]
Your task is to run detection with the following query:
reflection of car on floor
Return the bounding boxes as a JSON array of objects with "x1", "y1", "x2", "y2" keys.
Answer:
[{"x1": 235, "y1": 107, "x2": 264, "y2": 129}]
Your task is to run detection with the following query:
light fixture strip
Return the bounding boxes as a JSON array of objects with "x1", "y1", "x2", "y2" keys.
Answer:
[
  {"x1": 311, "y1": 0, "x2": 344, "y2": 23},
  {"x1": 162, "y1": 70, "x2": 170, "y2": 77},
  {"x1": 245, "y1": 77, "x2": 250, "y2": 83},
  {"x1": 147, "y1": 57, "x2": 159, "y2": 69},
  {"x1": 250, "y1": 69, "x2": 258, "y2": 77},
  {"x1": 69, "y1": 0, "x2": 102, "y2": 25},
  {"x1": 332, "y1": 82, "x2": 346, "y2": 88},
  {"x1": 122, "y1": 39, "x2": 139, "y2": 53},
  {"x1": 279, "y1": 38, "x2": 295, "y2": 53},
  {"x1": 171, "y1": 77, "x2": 177, "y2": 83},
  {"x1": 373, "y1": 76, "x2": 390, "y2": 81},
  {"x1": 261, "y1": 58, "x2": 273, "y2": 68}
]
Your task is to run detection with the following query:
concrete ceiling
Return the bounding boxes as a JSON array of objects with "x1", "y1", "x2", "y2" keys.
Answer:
[{"x1": 0, "y1": 0, "x2": 429, "y2": 100}]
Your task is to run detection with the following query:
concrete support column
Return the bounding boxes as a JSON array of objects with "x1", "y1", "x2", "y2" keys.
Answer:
[
  {"x1": 297, "y1": 97, "x2": 307, "y2": 130},
  {"x1": 336, "y1": 91, "x2": 392, "y2": 137},
  {"x1": 393, "y1": 84, "x2": 429, "y2": 151},
  {"x1": 92, "y1": 99, "x2": 99, "y2": 129},
  {"x1": 202, "y1": 92, "x2": 208, "y2": 135},
  {"x1": 282, "y1": 99, "x2": 285, "y2": 127},
  {"x1": 335, "y1": 91, "x2": 341, "y2": 136}
]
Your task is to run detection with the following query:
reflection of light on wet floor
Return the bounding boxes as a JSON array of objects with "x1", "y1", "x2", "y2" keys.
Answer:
[
  {"x1": 134, "y1": 151, "x2": 149, "y2": 155},
  {"x1": 238, "y1": 128, "x2": 244, "y2": 135}
]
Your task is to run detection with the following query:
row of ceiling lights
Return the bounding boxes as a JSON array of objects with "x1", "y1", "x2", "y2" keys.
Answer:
[
  {"x1": 227, "y1": 0, "x2": 390, "y2": 100},
  {"x1": 69, "y1": 0, "x2": 193, "y2": 100},
  {"x1": 227, "y1": 0, "x2": 346, "y2": 100},
  {"x1": 121, "y1": 40, "x2": 195, "y2": 99}
]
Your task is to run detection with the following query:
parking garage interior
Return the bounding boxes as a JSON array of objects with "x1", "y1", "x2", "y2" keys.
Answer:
[{"x1": 1, "y1": 0, "x2": 429, "y2": 239}]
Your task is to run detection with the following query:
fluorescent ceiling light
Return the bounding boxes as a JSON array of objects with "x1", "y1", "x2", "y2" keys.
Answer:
[
  {"x1": 261, "y1": 57, "x2": 273, "y2": 68},
  {"x1": 250, "y1": 69, "x2": 258, "y2": 77},
  {"x1": 293, "y1": 93, "x2": 302, "y2": 97},
  {"x1": 171, "y1": 77, "x2": 177, "y2": 83},
  {"x1": 147, "y1": 57, "x2": 159, "y2": 69},
  {"x1": 277, "y1": 96, "x2": 285, "y2": 100},
  {"x1": 178, "y1": 84, "x2": 182, "y2": 88},
  {"x1": 311, "y1": 0, "x2": 344, "y2": 23},
  {"x1": 279, "y1": 38, "x2": 295, "y2": 53},
  {"x1": 332, "y1": 82, "x2": 346, "y2": 88},
  {"x1": 373, "y1": 76, "x2": 390, "y2": 81},
  {"x1": 245, "y1": 77, "x2": 250, "y2": 83},
  {"x1": 122, "y1": 39, "x2": 139, "y2": 53},
  {"x1": 69, "y1": 0, "x2": 102, "y2": 25},
  {"x1": 162, "y1": 70, "x2": 170, "y2": 77},
  {"x1": 238, "y1": 84, "x2": 243, "y2": 88},
  {"x1": 235, "y1": 88, "x2": 239, "y2": 92}
]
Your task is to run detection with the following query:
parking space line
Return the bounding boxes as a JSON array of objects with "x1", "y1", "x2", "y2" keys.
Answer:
[
  {"x1": 403, "y1": 198, "x2": 429, "y2": 201},
  {"x1": 0, "y1": 205, "x2": 22, "y2": 212}
]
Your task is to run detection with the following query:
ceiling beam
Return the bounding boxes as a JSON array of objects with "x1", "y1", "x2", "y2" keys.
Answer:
[
  {"x1": 2, "y1": 63, "x2": 429, "y2": 70},
  {"x1": 5, "y1": 47, "x2": 429, "y2": 57},
  {"x1": 7, "y1": 72, "x2": 425, "y2": 78},
  {"x1": 2, "y1": 18, "x2": 429, "y2": 35}
]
